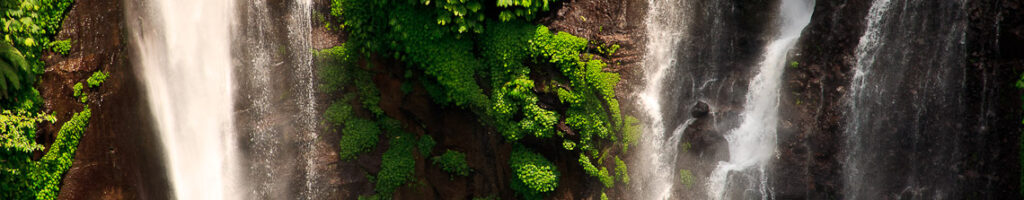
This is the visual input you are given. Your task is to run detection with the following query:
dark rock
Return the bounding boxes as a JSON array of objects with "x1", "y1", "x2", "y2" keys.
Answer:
[{"x1": 690, "y1": 101, "x2": 710, "y2": 118}]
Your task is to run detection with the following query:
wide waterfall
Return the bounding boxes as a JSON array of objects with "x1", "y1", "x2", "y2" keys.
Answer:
[
  {"x1": 127, "y1": 0, "x2": 320, "y2": 198},
  {"x1": 127, "y1": 0, "x2": 242, "y2": 199},
  {"x1": 844, "y1": 0, "x2": 967, "y2": 198}
]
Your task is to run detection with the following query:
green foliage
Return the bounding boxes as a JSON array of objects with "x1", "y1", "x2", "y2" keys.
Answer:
[
  {"x1": 324, "y1": 97, "x2": 355, "y2": 126},
  {"x1": 357, "y1": 194, "x2": 380, "y2": 200},
  {"x1": 1, "y1": 108, "x2": 90, "y2": 199},
  {"x1": 375, "y1": 133, "x2": 417, "y2": 198},
  {"x1": 679, "y1": 169, "x2": 694, "y2": 188},
  {"x1": 338, "y1": 118, "x2": 381, "y2": 161},
  {"x1": 621, "y1": 116, "x2": 640, "y2": 152},
  {"x1": 596, "y1": 43, "x2": 619, "y2": 56},
  {"x1": 472, "y1": 195, "x2": 498, "y2": 200},
  {"x1": 330, "y1": 0, "x2": 637, "y2": 194},
  {"x1": 0, "y1": 109, "x2": 53, "y2": 153},
  {"x1": 0, "y1": 42, "x2": 33, "y2": 100},
  {"x1": 510, "y1": 145, "x2": 559, "y2": 200},
  {"x1": 333, "y1": 0, "x2": 555, "y2": 37},
  {"x1": 432, "y1": 149, "x2": 471, "y2": 177},
  {"x1": 2, "y1": 0, "x2": 75, "y2": 75},
  {"x1": 47, "y1": 39, "x2": 69, "y2": 55},
  {"x1": 86, "y1": 70, "x2": 107, "y2": 88},
  {"x1": 789, "y1": 61, "x2": 799, "y2": 68},
  {"x1": 614, "y1": 156, "x2": 628, "y2": 184},
  {"x1": 601, "y1": 192, "x2": 609, "y2": 200},
  {"x1": 417, "y1": 134, "x2": 435, "y2": 156},
  {"x1": 562, "y1": 140, "x2": 575, "y2": 150},
  {"x1": 71, "y1": 82, "x2": 82, "y2": 97},
  {"x1": 578, "y1": 153, "x2": 613, "y2": 188}
]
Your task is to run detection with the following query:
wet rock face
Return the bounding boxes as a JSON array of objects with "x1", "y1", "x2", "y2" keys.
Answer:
[
  {"x1": 49, "y1": 0, "x2": 172, "y2": 199},
  {"x1": 774, "y1": 0, "x2": 1024, "y2": 199},
  {"x1": 690, "y1": 101, "x2": 710, "y2": 118}
]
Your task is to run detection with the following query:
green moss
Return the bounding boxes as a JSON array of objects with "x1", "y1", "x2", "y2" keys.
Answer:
[
  {"x1": 614, "y1": 156, "x2": 629, "y2": 184},
  {"x1": 418, "y1": 134, "x2": 436, "y2": 156},
  {"x1": 72, "y1": 82, "x2": 83, "y2": 97},
  {"x1": 679, "y1": 169, "x2": 695, "y2": 188},
  {"x1": 375, "y1": 133, "x2": 417, "y2": 198},
  {"x1": 48, "y1": 39, "x2": 70, "y2": 55},
  {"x1": 432, "y1": 149, "x2": 471, "y2": 177},
  {"x1": 86, "y1": 71, "x2": 108, "y2": 88},
  {"x1": 330, "y1": 0, "x2": 638, "y2": 194},
  {"x1": 510, "y1": 145, "x2": 559, "y2": 200},
  {"x1": 338, "y1": 118, "x2": 381, "y2": 161}
]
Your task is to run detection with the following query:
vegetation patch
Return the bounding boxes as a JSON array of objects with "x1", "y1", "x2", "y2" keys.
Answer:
[
  {"x1": 509, "y1": 145, "x2": 559, "y2": 200},
  {"x1": 432, "y1": 149, "x2": 471, "y2": 177},
  {"x1": 327, "y1": 0, "x2": 637, "y2": 197}
]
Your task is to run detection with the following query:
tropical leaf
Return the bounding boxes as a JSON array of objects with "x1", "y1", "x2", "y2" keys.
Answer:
[{"x1": 0, "y1": 41, "x2": 34, "y2": 100}]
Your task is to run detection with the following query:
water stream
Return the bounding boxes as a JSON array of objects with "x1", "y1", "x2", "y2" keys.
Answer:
[
  {"x1": 844, "y1": 0, "x2": 967, "y2": 198},
  {"x1": 705, "y1": 0, "x2": 813, "y2": 199},
  {"x1": 128, "y1": 0, "x2": 242, "y2": 199},
  {"x1": 128, "y1": 0, "x2": 318, "y2": 198}
]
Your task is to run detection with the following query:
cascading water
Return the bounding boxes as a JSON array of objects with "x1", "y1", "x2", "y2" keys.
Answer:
[
  {"x1": 130, "y1": 0, "x2": 319, "y2": 198},
  {"x1": 236, "y1": 0, "x2": 319, "y2": 198},
  {"x1": 843, "y1": 0, "x2": 967, "y2": 199},
  {"x1": 127, "y1": 0, "x2": 242, "y2": 199},
  {"x1": 706, "y1": 0, "x2": 813, "y2": 199},
  {"x1": 634, "y1": 0, "x2": 689, "y2": 197}
]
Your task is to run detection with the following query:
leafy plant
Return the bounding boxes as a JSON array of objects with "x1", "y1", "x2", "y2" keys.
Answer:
[
  {"x1": 418, "y1": 134, "x2": 435, "y2": 156},
  {"x1": 0, "y1": 41, "x2": 33, "y2": 100},
  {"x1": 86, "y1": 70, "x2": 107, "y2": 88},
  {"x1": 47, "y1": 39, "x2": 69, "y2": 55},
  {"x1": 432, "y1": 149, "x2": 471, "y2": 177},
  {"x1": 679, "y1": 169, "x2": 695, "y2": 188},
  {"x1": 338, "y1": 118, "x2": 381, "y2": 161},
  {"x1": 614, "y1": 156, "x2": 629, "y2": 184},
  {"x1": 375, "y1": 133, "x2": 417, "y2": 198},
  {"x1": 510, "y1": 145, "x2": 559, "y2": 200}
]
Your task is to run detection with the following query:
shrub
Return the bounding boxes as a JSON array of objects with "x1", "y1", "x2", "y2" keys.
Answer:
[
  {"x1": 578, "y1": 153, "x2": 613, "y2": 188},
  {"x1": 432, "y1": 150, "x2": 471, "y2": 177},
  {"x1": 0, "y1": 42, "x2": 34, "y2": 101},
  {"x1": 510, "y1": 145, "x2": 559, "y2": 200},
  {"x1": 72, "y1": 82, "x2": 83, "y2": 97},
  {"x1": 324, "y1": 98, "x2": 354, "y2": 126},
  {"x1": 338, "y1": 118, "x2": 380, "y2": 160},
  {"x1": 679, "y1": 169, "x2": 695, "y2": 188},
  {"x1": 48, "y1": 39, "x2": 70, "y2": 55},
  {"x1": 375, "y1": 133, "x2": 417, "y2": 198},
  {"x1": 86, "y1": 71, "x2": 108, "y2": 88},
  {"x1": 418, "y1": 135, "x2": 435, "y2": 156},
  {"x1": 614, "y1": 156, "x2": 629, "y2": 184}
]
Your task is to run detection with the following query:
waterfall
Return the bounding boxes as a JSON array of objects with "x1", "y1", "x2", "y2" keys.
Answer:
[
  {"x1": 129, "y1": 0, "x2": 319, "y2": 198},
  {"x1": 706, "y1": 0, "x2": 813, "y2": 199},
  {"x1": 126, "y1": 0, "x2": 242, "y2": 199},
  {"x1": 236, "y1": 0, "x2": 319, "y2": 198},
  {"x1": 288, "y1": 0, "x2": 324, "y2": 198},
  {"x1": 634, "y1": 0, "x2": 688, "y2": 197},
  {"x1": 843, "y1": 0, "x2": 967, "y2": 198}
]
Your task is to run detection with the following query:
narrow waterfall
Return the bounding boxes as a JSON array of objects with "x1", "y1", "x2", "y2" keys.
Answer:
[
  {"x1": 236, "y1": 0, "x2": 319, "y2": 198},
  {"x1": 127, "y1": 0, "x2": 242, "y2": 199},
  {"x1": 706, "y1": 0, "x2": 813, "y2": 199},
  {"x1": 843, "y1": 0, "x2": 967, "y2": 198},
  {"x1": 634, "y1": 0, "x2": 688, "y2": 197}
]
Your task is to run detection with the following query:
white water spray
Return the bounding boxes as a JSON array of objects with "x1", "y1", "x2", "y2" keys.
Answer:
[
  {"x1": 127, "y1": 0, "x2": 241, "y2": 199},
  {"x1": 635, "y1": 0, "x2": 688, "y2": 197},
  {"x1": 706, "y1": 0, "x2": 813, "y2": 199}
]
